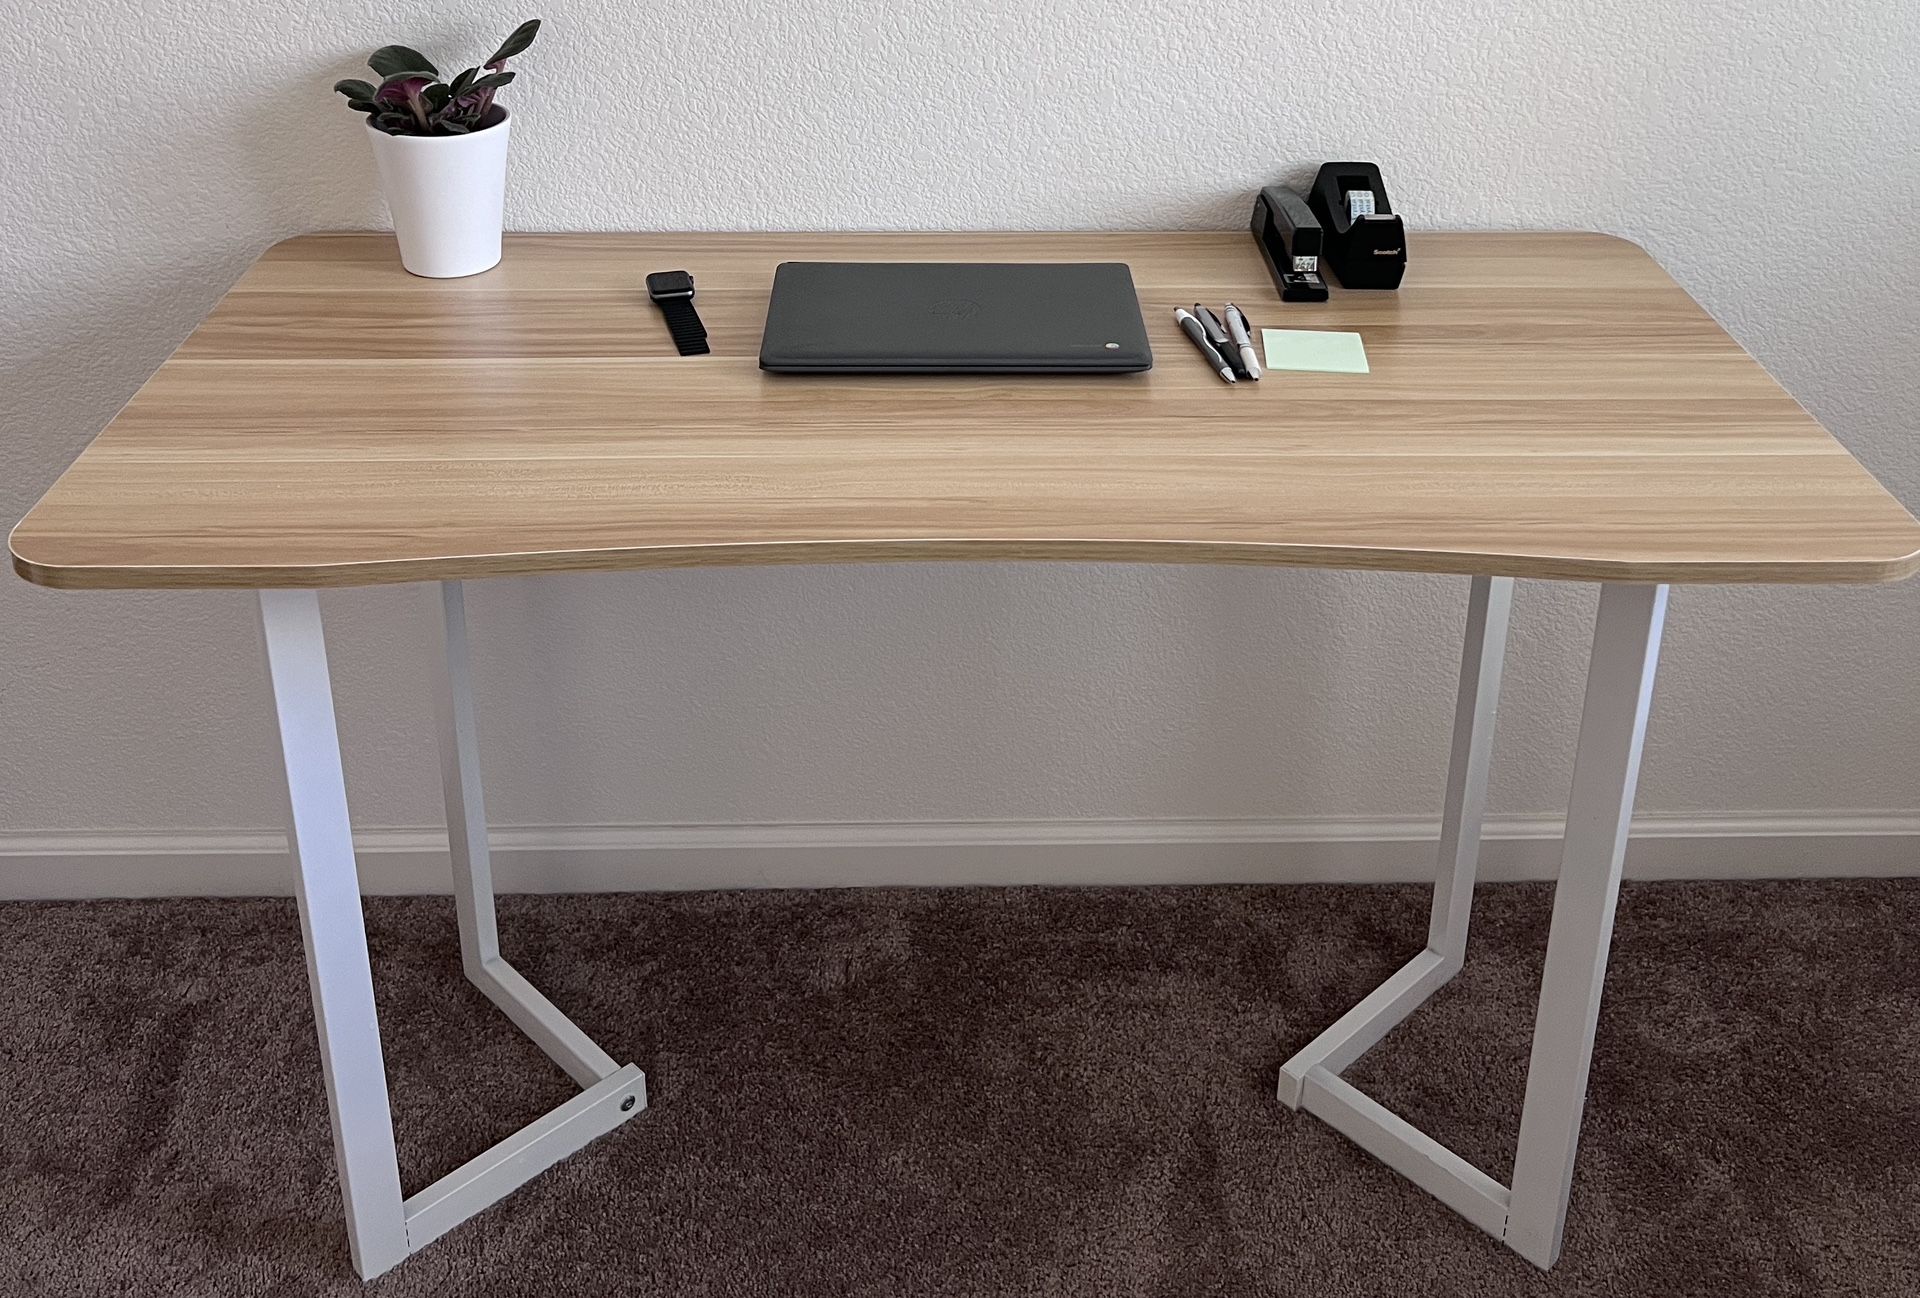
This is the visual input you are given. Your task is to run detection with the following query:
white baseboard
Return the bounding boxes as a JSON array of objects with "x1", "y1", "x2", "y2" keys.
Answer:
[{"x1": 0, "y1": 812, "x2": 1914, "y2": 899}]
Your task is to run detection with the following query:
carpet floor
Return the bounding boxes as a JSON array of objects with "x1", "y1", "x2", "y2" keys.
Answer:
[{"x1": 2, "y1": 880, "x2": 1916, "y2": 1296}]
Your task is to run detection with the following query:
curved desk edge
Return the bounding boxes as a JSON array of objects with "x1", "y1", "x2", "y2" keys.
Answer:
[{"x1": 14, "y1": 533, "x2": 1920, "y2": 591}]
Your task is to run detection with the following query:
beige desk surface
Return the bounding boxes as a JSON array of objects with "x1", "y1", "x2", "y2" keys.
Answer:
[{"x1": 11, "y1": 231, "x2": 1919, "y2": 590}]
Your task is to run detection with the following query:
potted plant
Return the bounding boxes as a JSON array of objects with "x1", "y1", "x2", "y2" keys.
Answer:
[{"x1": 333, "y1": 20, "x2": 541, "y2": 278}]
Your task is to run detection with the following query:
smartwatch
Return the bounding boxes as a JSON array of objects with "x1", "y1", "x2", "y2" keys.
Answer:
[{"x1": 646, "y1": 270, "x2": 710, "y2": 356}]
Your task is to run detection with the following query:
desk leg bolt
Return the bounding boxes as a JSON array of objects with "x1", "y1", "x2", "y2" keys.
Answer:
[{"x1": 620, "y1": 1095, "x2": 637, "y2": 1112}]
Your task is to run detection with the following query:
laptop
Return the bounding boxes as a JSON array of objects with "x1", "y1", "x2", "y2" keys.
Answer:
[{"x1": 758, "y1": 261, "x2": 1154, "y2": 374}]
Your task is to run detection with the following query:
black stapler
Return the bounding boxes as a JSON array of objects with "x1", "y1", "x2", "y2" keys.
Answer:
[
  {"x1": 1308, "y1": 162, "x2": 1406, "y2": 289},
  {"x1": 1250, "y1": 185, "x2": 1330, "y2": 302}
]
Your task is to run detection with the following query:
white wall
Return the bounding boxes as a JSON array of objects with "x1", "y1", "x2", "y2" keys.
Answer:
[{"x1": 3, "y1": 1, "x2": 1917, "y2": 894}]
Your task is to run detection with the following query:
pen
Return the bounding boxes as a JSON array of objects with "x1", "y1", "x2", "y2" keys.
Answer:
[
  {"x1": 1174, "y1": 308, "x2": 1236, "y2": 384},
  {"x1": 1194, "y1": 305, "x2": 1239, "y2": 375},
  {"x1": 1223, "y1": 303, "x2": 1262, "y2": 380}
]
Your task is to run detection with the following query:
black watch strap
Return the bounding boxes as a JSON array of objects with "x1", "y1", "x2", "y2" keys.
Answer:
[{"x1": 657, "y1": 296, "x2": 710, "y2": 356}]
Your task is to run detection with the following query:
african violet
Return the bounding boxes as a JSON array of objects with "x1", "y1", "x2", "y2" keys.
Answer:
[{"x1": 333, "y1": 20, "x2": 540, "y2": 137}]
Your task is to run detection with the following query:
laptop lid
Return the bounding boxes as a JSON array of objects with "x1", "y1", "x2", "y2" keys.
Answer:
[{"x1": 758, "y1": 261, "x2": 1154, "y2": 374}]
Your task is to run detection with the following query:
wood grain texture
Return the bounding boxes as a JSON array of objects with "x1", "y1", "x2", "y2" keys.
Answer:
[{"x1": 11, "y1": 231, "x2": 1919, "y2": 590}]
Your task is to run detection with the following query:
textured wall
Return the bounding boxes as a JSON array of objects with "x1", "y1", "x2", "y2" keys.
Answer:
[{"x1": 3, "y1": 2, "x2": 1917, "y2": 855}]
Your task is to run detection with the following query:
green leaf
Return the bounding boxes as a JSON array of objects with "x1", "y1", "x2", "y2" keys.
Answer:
[
  {"x1": 448, "y1": 66, "x2": 479, "y2": 96},
  {"x1": 332, "y1": 78, "x2": 377, "y2": 100},
  {"x1": 486, "y1": 19, "x2": 541, "y2": 66},
  {"x1": 468, "y1": 70, "x2": 515, "y2": 93},
  {"x1": 369, "y1": 43, "x2": 439, "y2": 78},
  {"x1": 345, "y1": 99, "x2": 378, "y2": 114},
  {"x1": 421, "y1": 83, "x2": 451, "y2": 112}
]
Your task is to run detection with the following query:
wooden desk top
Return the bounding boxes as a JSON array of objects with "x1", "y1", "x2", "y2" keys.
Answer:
[{"x1": 12, "y1": 231, "x2": 1919, "y2": 590}]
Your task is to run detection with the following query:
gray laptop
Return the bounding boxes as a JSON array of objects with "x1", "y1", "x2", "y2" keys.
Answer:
[{"x1": 759, "y1": 261, "x2": 1153, "y2": 374}]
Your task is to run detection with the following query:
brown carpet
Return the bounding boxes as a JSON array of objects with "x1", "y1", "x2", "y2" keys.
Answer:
[{"x1": 2, "y1": 880, "x2": 1916, "y2": 1296}]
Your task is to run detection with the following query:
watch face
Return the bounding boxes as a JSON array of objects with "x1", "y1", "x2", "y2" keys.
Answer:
[{"x1": 647, "y1": 270, "x2": 695, "y2": 299}]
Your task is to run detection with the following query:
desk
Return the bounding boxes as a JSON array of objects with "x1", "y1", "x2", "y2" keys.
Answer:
[{"x1": 12, "y1": 231, "x2": 1919, "y2": 1279}]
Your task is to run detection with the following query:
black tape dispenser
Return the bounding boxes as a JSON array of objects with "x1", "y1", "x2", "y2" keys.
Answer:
[
  {"x1": 1250, "y1": 185, "x2": 1330, "y2": 302},
  {"x1": 1307, "y1": 162, "x2": 1406, "y2": 290}
]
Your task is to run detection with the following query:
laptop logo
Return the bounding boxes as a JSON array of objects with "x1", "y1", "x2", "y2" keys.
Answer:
[{"x1": 927, "y1": 298, "x2": 981, "y2": 320}]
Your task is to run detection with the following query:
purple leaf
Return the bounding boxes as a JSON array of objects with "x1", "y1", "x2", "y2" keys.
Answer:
[{"x1": 374, "y1": 74, "x2": 432, "y2": 105}]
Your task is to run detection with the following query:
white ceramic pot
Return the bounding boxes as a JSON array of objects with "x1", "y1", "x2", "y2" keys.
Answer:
[{"x1": 365, "y1": 109, "x2": 512, "y2": 278}]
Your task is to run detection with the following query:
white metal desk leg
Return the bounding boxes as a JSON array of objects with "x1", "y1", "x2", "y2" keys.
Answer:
[
  {"x1": 258, "y1": 589, "x2": 409, "y2": 1280},
  {"x1": 1276, "y1": 580, "x2": 1665, "y2": 1266},
  {"x1": 432, "y1": 580, "x2": 503, "y2": 980},
  {"x1": 430, "y1": 581, "x2": 623, "y2": 1089},
  {"x1": 258, "y1": 586, "x2": 644, "y2": 1280},
  {"x1": 1505, "y1": 582, "x2": 1668, "y2": 1267},
  {"x1": 1426, "y1": 574, "x2": 1514, "y2": 966},
  {"x1": 1278, "y1": 575, "x2": 1512, "y2": 1106}
]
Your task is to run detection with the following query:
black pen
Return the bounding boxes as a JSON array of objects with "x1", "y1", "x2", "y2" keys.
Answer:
[
  {"x1": 1174, "y1": 308, "x2": 1236, "y2": 384},
  {"x1": 1193, "y1": 306, "x2": 1241, "y2": 377}
]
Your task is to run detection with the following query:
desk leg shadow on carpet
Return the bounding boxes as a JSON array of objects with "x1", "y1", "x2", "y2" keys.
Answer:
[{"x1": 1, "y1": 879, "x2": 1915, "y2": 1296}]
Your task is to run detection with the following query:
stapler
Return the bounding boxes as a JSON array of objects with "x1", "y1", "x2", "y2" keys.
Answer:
[
  {"x1": 1249, "y1": 185, "x2": 1330, "y2": 302},
  {"x1": 1307, "y1": 162, "x2": 1406, "y2": 289}
]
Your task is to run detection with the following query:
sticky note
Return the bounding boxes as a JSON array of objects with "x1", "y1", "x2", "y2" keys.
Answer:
[{"x1": 1262, "y1": 329, "x2": 1370, "y2": 374}]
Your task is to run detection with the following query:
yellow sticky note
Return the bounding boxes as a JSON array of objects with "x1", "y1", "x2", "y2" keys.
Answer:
[{"x1": 1262, "y1": 329, "x2": 1370, "y2": 374}]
